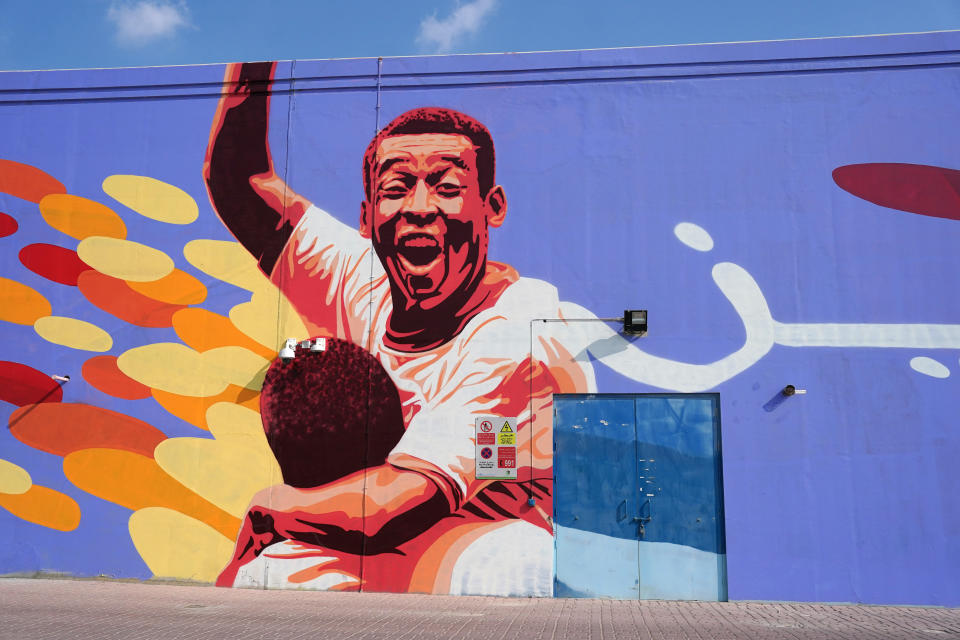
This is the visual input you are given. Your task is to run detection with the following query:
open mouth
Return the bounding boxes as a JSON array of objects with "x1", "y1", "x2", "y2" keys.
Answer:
[{"x1": 396, "y1": 234, "x2": 442, "y2": 267}]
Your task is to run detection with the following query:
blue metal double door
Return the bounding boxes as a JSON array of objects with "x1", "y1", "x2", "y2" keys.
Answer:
[{"x1": 553, "y1": 394, "x2": 727, "y2": 600}]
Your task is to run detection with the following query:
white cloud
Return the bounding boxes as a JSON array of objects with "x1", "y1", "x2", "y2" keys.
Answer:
[
  {"x1": 417, "y1": 0, "x2": 498, "y2": 53},
  {"x1": 107, "y1": 1, "x2": 190, "y2": 47}
]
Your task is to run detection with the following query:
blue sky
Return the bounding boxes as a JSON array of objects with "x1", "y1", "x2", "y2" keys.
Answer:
[{"x1": 1, "y1": 0, "x2": 960, "y2": 70}]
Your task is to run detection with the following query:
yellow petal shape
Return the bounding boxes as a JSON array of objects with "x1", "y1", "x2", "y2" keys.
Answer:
[
  {"x1": 0, "y1": 459, "x2": 31, "y2": 495},
  {"x1": 103, "y1": 175, "x2": 198, "y2": 224},
  {"x1": 127, "y1": 269, "x2": 207, "y2": 305},
  {"x1": 34, "y1": 316, "x2": 113, "y2": 352},
  {"x1": 129, "y1": 507, "x2": 234, "y2": 582},
  {"x1": 183, "y1": 239, "x2": 271, "y2": 294},
  {"x1": 230, "y1": 288, "x2": 308, "y2": 353},
  {"x1": 117, "y1": 343, "x2": 230, "y2": 397},
  {"x1": 206, "y1": 402, "x2": 268, "y2": 446},
  {"x1": 202, "y1": 346, "x2": 269, "y2": 391},
  {"x1": 155, "y1": 437, "x2": 281, "y2": 517},
  {"x1": 63, "y1": 448, "x2": 239, "y2": 539},
  {"x1": 38, "y1": 193, "x2": 127, "y2": 240},
  {"x1": 77, "y1": 236, "x2": 174, "y2": 283},
  {"x1": 0, "y1": 278, "x2": 52, "y2": 325}
]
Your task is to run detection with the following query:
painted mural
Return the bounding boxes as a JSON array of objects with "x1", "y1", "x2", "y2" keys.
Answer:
[{"x1": 1, "y1": 32, "x2": 959, "y2": 604}]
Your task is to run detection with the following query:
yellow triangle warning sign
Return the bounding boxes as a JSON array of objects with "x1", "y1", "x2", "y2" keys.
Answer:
[{"x1": 500, "y1": 421, "x2": 513, "y2": 433}]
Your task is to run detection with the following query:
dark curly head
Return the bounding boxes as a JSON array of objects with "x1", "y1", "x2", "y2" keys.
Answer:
[{"x1": 259, "y1": 338, "x2": 405, "y2": 488}]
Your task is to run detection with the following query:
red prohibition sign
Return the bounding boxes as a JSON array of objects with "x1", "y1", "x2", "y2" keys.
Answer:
[
  {"x1": 480, "y1": 447, "x2": 493, "y2": 459},
  {"x1": 480, "y1": 420, "x2": 493, "y2": 432}
]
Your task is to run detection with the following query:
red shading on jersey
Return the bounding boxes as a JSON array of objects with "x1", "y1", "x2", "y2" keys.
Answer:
[
  {"x1": 82, "y1": 355, "x2": 152, "y2": 400},
  {"x1": 18, "y1": 243, "x2": 90, "y2": 286},
  {"x1": 9, "y1": 402, "x2": 166, "y2": 457},
  {"x1": 0, "y1": 212, "x2": 18, "y2": 238},
  {"x1": 77, "y1": 270, "x2": 185, "y2": 328},
  {"x1": 833, "y1": 163, "x2": 960, "y2": 221},
  {"x1": 0, "y1": 159, "x2": 66, "y2": 203},
  {"x1": 0, "y1": 361, "x2": 63, "y2": 406}
]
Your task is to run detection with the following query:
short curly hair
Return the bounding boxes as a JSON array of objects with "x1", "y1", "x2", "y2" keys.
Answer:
[{"x1": 362, "y1": 107, "x2": 496, "y2": 201}]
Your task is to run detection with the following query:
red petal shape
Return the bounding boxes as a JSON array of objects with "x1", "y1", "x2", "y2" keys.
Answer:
[
  {"x1": 0, "y1": 159, "x2": 66, "y2": 203},
  {"x1": 18, "y1": 243, "x2": 91, "y2": 286},
  {"x1": 0, "y1": 212, "x2": 17, "y2": 238},
  {"x1": 9, "y1": 402, "x2": 166, "y2": 457},
  {"x1": 82, "y1": 355, "x2": 151, "y2": 400},
  {"x1": 833, "y1": 163, "x2": 960, "y2": 221},
  {"x1": 77, "y1": 270, "x2": 185, "y2": 328},
  {"x1": 0, "y1": 361, "x2": 63, "y2": 406}
]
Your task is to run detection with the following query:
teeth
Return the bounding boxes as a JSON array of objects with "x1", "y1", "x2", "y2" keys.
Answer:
[{"x1": 400, "y1": 235, "x2": 439, "y2": 248}]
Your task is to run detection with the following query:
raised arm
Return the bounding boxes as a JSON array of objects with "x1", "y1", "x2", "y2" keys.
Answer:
[
  {"x1": 204, "y1": 61, "x2": 311, "y2": 275},
  {"x1": 216, "y1": 464, "x2": 449, "y2": 587}
]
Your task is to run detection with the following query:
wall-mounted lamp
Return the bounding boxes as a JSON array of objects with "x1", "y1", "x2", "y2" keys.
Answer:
[
  {"x1": 279, "y1": 337, "x2": 327, "y2": 362},
  {"x1": 782, "y1": 385, "x2": 807, "y2": 396},
  {"x1": 51, "y1": 374, "x2": 70, "y2": 383},
  {"x1": 279, "y1": 338, "x2": 298, "y2": 362},
  {"x1": 623, "y1": 309, "x2": 648, "y2": 336}
]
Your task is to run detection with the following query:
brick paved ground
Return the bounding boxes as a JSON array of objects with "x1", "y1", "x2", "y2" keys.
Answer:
[{"x1": 0, "y1": 578, "x2": 957, "y2": 640}]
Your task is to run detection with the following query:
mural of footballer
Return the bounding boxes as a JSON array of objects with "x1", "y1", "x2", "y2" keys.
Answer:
[{"x1": 205, "y1": 62, "x2": 593, "y2": 595}]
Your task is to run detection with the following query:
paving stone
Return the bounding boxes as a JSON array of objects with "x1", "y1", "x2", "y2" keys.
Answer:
[{"x1": 0, "y1": 578, "x2": 957, "y2": 640}]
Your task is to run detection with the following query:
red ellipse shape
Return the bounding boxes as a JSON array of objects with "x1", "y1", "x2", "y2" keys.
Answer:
[
  {"x1": 82, "y1": 355, "x2": 152, "y2": 400},
  {"x1": 833, "y1": 163, "x2": 960, "y2": 221},
  {"x1": 77, "y1": 270, "x2": 185, "y2": 328},
  {"x1": 9, "y1": 402, "x2": 166, "y2": 458},
  {"x1": 18, "y1": 243, "x2": 91, "y2": 286},
  {"x1": 0, "y1": 159, "x2": 66, "y2": 203},
  {"x1": 0, "y1": 212, "x2": 17, "y2": 238},
  {"x1": 0, "y1": 361, "x2": 63, "y2": 406}
]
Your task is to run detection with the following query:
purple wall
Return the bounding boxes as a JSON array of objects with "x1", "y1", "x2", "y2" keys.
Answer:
[{"x1": 1, "y1": 31, "x2": 959, "y2": 604}]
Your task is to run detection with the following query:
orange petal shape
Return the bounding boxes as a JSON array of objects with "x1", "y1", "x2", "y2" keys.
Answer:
[
  {"x1": 63, "y1": 448, "x2": 239, "y2": 540},
  {"x1": 38, "y1": 193, "x2": 127, "y2": 240},
  {"x1": 0, "y1": 278, "x2": 52, "y2": 325},
  {"x1": 0, "y1": 485, "x2": 80, "y2": 531},
  {"x1": 152, "y1": 385, "x2": 260, "y2": 431},
  {"x1": 172, "y1": 308, "x2": 276, "y2": 359},
  {"x1": 127, "y1": 269, "x2": 207, "y2": 306},
  {"x1": 9, "y1": 402, "x2": 166, "y2": 457},
  {"x1": 82, "y1": 355, "x2": 152, "y2": 400},
  {"x1": 77, "y1": 270, "x2": 184, "y2": 328},
  {"x1": 0, "y1": 159, "x2": 66, "y2": 203}
]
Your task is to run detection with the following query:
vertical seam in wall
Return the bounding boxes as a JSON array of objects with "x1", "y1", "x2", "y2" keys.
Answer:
[
  {"x1": 359, "y1": 56, "x2": 384, "y2": 589},
  {"x1": 265, "y1": 59, "x2": 297, "y2": 590},
  {"x1": 277, "y1": 60, "x2": 297, "y2": 360}
]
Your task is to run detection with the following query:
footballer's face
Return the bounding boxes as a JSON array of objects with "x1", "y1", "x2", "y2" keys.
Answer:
[{"x1": 361, "y1": 133, "x2": 505, "y2": 310}]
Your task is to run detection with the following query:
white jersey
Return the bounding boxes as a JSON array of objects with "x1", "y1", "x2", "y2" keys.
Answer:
[{"x1": 271, "y1": 205, "x2": 593, "y2": 508}]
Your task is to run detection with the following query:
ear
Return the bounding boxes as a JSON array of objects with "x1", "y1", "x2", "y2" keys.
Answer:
[
  {"x1": 359, "y1": 200, "x2": 372, "y2": 238},
  {"x1": 485, "y1": 186, "x2": 507, "y2": 228}
]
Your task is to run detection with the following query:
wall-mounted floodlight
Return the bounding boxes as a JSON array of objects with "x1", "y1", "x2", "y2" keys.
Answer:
[
  {"x1": 310, "y1": 337, "x2": 327, "y2": 352},
  {"x1": 279, "y1": 338, "x2": 297, "y2": 362},
  {"x1": 623, "y1": 310, "x2": 648, "y2": 336},
  {"x1": 51, "y1": 374, "x2": 70, "y2": 383}
]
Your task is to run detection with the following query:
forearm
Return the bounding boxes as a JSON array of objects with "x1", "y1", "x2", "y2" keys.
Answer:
[
  {"x1": 204, "y1": 62, "x2": 307, "y2": 274},
  {"x1": 256, "y1": 465, "x2": 443, "y2": 538}
]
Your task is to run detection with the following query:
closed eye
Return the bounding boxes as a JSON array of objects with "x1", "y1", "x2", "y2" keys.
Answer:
[{"x1": 436, "y1": 183, "x2": 464, "y2": 198}]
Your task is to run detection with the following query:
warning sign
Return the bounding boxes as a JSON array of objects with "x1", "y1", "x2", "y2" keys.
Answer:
[
  {"x1": 498, "y1": 446, "x2": 516, "y2": 468},
  {"x1": 475, "y1": 416, "x2": 518, "y2": 479}
]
